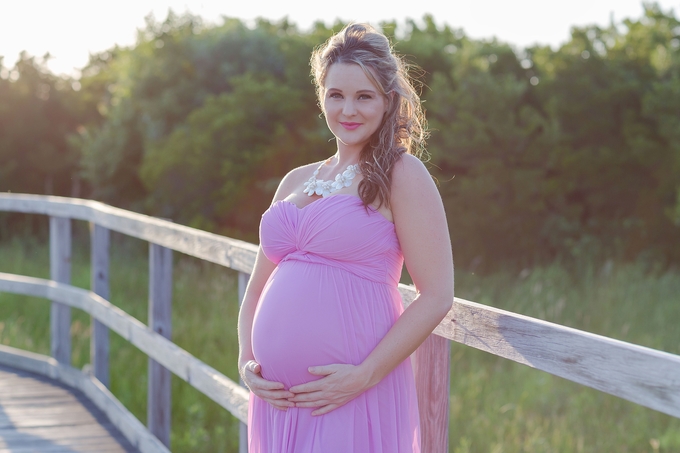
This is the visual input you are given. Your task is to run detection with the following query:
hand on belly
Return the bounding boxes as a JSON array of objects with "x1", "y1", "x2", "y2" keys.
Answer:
[{"x1": 287, "y1": 363, "x2": 372, "y2": 416}]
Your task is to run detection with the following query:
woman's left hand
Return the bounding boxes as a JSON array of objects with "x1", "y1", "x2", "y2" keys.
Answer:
[{"x1": 288, "y1": 363, "x2": 371, "y2": 416}]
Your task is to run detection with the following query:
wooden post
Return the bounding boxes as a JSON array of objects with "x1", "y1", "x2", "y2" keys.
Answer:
[
  {"x1": 90, "y1": 223, "x2": 110, "y2": 387},
  {"x1": 49, "y1": 216, "x2": 71, "y2": 365},
  {"x1": 148, "y1": 243, "x2": 173, "y2": 448},
  {"x1": 414, "y1": 333, "x2": 450, "y2": 453},
  {"x1": 238, "y1": 271, "x2": 250, "y2": 453}
]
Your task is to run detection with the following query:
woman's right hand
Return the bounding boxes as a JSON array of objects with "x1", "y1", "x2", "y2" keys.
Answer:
[{"x1": 240, "y1": 360, "x2": 295, "y2": 411}]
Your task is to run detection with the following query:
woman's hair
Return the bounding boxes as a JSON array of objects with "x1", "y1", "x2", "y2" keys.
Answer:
[{"x1": 310, "y1": 23, "x2": 428, "y2": 208}]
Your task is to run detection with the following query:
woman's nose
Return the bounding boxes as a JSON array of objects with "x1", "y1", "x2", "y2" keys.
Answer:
[{"x1": 342, "y1": 100, "x2": 357, "y2": 116}]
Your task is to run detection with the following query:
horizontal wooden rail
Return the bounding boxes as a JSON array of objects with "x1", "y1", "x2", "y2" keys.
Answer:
[
  {"x1": 0, "y1": 194, "x2": 258, "y2": 273},
  {"x1": 0, "y1": 272, "x2": 249, "y2": 423},
  {"x1": 398, "y1": 287, "x2": 680, "y2": 419}
]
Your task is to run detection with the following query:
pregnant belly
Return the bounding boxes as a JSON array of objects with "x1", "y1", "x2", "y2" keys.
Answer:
[{"x1": 251, "y1": 261, "x2": 392, "y2": 388}]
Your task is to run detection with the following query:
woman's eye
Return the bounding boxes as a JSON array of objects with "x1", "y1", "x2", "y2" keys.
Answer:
[
  {"x1": 329, "y1": 93, "x2": 342, "y2": 99},
  {"x1": 359, "y1": 94, "x2": 373, "y2": 100}
]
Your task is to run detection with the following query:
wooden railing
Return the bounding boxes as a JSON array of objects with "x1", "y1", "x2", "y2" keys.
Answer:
[{"x1": 0, "y1": 193, "x2": 679, "y2": 453}]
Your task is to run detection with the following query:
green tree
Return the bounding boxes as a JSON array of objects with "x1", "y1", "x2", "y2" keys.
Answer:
[
  {"x1": 77, "y1": 13, "x2": 331, "y2": 227},
  {"x1": 5, "y1": 8, "x2": 680, "y2": 269},
  {"x1": 534, "y1": 3, "x2": 680, "y2": 263},
  {"x1": 140, "y1": 73, "x2": 317, "y2": 235},
  {"x1": 0, "y1": 53, "x2": 82, "y2": 196}
]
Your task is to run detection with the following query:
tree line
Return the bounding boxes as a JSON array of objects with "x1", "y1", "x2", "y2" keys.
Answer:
[{"x1": 1, "y1": 4, "x2": 679, "y2": 271}]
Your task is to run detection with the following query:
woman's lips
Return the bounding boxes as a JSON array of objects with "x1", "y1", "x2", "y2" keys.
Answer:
[{"x1": 340, "y1": 122, "x2": 362, "y2": 130}]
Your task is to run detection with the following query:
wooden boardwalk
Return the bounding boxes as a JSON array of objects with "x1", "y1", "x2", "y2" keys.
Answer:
[{"x1": 0, "y1": 364, "x2": 138, "y2": 453}]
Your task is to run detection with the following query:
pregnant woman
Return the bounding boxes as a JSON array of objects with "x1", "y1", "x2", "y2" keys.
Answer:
[{"x1": 238, "y1": 23, "x2": 454, "y2": 452}]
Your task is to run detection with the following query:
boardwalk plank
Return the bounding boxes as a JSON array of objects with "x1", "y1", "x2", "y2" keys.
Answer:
[
  {"x1": 0, "y1": 424, "x2": 116, "y2": 441},
  {"x1": 0, "y1": 448, "x2": 127, "y2": 452},
  {"x1": 0, "y1": 365, "x2": 138, "y2": 452}
]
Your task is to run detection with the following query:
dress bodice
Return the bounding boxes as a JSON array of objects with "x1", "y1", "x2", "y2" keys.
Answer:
[{"x1": 260, "y1": 195, "x2": 403, "y2": 285}]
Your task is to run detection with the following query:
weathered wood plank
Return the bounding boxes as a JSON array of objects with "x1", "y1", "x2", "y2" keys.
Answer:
[
  {"x1": 0, "y1": 273, "x2": 250, "y2": 424},
  {"x1": 0, "y1": 443, "x2": 127, "y2": 453},
  {"x1": 0, "y1": 427, "x2": 128, "y2": 449},
  {"x1": 413, "y1": 333, "x2": 450, "y2": 453},
  {"x1": 0, "y1": 400, "x2": 85, "y2": 411},
  {"x1": 440, "y1": 294, "x2": 680, "y2": 418},
  {"x1": 400, "y1": 285, "x2": 680, "y2": 419},
  {"x1": 0, "y1": 394, "x2": 76, "y2": 405},
  {"x1": 0, "y1": 193, "x2": 258, "y2": 273},
  {"x1": 148, "y1": 243, "x2": 172, "y2": 448},
  {"x1": 49, "y1": 216, "x2": 71, "y2": 365},
  {"x1": 0, "y1": 414, "x2": 107, "y2": 429},
  {"x1": 402, "y1": 285, "x2": 450, "y2": 453},
  {"x1": 0, "y1": 364, "x2": 136, "y2": 452},
  {"x1": 91, "y1": 223, "x2": 111, "y2": 388},
  {"x1": 0, "y1": 346, "x2": 169, "y2": 453},
  {"x1": 0, "y1": 445, "x2": 128, "y2": 452}
]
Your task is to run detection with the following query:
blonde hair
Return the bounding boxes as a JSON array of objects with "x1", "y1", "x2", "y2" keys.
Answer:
[{"x1": 311, "y1": 23, "x2": 428, "y2": 208}]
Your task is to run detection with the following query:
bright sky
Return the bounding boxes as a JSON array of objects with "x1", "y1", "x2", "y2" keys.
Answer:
[{"x1": 2, "y1": 0, "x2": 678, "y2": 77}]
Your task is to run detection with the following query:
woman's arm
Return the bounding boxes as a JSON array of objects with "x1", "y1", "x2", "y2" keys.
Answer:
[
  {"x1": 237, "y1": 246, "x2": 295, "y2": 410},
  {"x1": 237, "y1": 165, "x2": 316, "y2": 410},
  {"x1": 289, "y1": 154, "x2": 454, "y2": 415}
]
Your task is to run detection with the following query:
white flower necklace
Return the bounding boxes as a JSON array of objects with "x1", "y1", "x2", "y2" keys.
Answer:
[{"x1": 303, "y1": 161, "x2": 360, "y2": 197}]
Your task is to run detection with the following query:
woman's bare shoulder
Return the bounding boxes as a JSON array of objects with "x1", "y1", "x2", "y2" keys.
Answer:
[
  {"x1": 391, "y1": 153, "x2": 432, "y2": 191},
  {"x1": 272, "y1": 160, "x2": 324, "y2": 201}
]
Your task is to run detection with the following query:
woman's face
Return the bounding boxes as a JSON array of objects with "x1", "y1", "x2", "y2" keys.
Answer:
[{"x1": 322, "y1": 63, "x2": 387, "y2": 153}]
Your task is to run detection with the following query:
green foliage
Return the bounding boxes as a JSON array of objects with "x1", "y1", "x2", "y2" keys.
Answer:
[
  {"x1": 2, "y1": 5, "x2": 680, "y2": 268},
  {"x1": 75, "y1": 14, "x2": 331, "y2": 235},
  {"x1": 412, "y1": 4, "x2": 680, "y2": 270},
  {"x1": 0, "y1": 54, "x2": 83, "y2": 196},
  {"x1": 141, "y1": 74, "x2": 308, "y2": 232},
  {"x1": 424, "y1": 38, "x2": 550, "y2": 268},
  {"x1": 530, "y1": 6, "x2": 680, "y2": 264}
]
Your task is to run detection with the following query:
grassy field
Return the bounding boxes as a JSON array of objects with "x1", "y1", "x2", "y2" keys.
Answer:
[{"x1": 0, "y1": 236, "x2": 679, "y2": 452}]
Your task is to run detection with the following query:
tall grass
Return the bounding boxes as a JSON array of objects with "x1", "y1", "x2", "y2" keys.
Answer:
[
  {"x1": 452, "y1": 264, "x2": 680, "y2": 453},
  {"x1": 1, "y1": 237, "x2": 679, "y2": 452}
]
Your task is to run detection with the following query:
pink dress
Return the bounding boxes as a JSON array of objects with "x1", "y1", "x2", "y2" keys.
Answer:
[{"x1": 249, "y1": 194, "x2": 420, "y2": 453}]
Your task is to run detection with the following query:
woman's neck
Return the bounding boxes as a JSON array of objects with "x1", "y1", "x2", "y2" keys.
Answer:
[{"x1": 333, "y1": 142, "x2": 362, "y2": 168}]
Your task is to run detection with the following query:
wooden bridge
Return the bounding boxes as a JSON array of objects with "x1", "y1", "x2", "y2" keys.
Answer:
[{"x1": 0, "y1": 193, "x2": 678, "y2": 452}]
